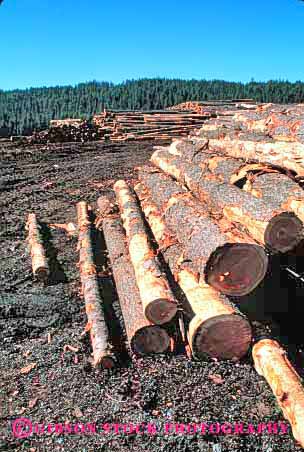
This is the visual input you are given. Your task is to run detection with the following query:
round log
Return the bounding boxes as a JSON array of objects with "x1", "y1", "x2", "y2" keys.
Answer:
[
  {"x1": 113, "y1": 180, "x2": 178, "y2": 325},
  {"x1": 135, "y1": 183, "x2": 252, "y2": 360},
  {"x1": 150, "y1": 149, "x2": 303, "y2": 253},
  {"x1": 102, "y1": 215, "x2": 170, "y2": 355},
  {"x1": 26, "y1": 213, "x2": 49, "y2": 283},
  {"x1": 252, "y1": 339, "x2": 304, "y2": 448},
  {"x1": 77, "y1": 201, "x2": 115, "y2": 368},
  {"x1": 138, "y1": 168, "x2": 268, "y2": 296}
]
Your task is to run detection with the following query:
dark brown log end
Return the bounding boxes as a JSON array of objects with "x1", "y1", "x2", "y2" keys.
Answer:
[
  {"x1": 100, "y1": 356, "x2": 116, "y2": 369},
  {"x1": 145, "y1": 299, "x2": 178, "y2": 325},
  {"x1": 192, "y1": 314, "x2": 252, "y2": 360},
  {"x1": 131, "y1": 325, "x2": 170, "y2": 355},
  {"x1": 34, "y1": 267, "x2": 49, "y2": 283},
  {"x1": 206, "y1": 244, "x2": 268, "y2": 296},
  {"x1": 264, "y1": 212, "x2": 303, "y2": 253}
]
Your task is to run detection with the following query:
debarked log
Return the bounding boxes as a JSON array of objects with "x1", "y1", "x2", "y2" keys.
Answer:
[
  {"x1": 26, "y1": 213, "x2": 49, "y2": 282},
  {"x1": 76, "y1": 201, "x2": 115, "y2": 368},
  {"x1": 103, "y1": 215, "x2": 170, "y2": 355},
  {"x1": 135, "y1": 182, "x2": 252, "y2": 360},
  {"x1": 137, "y1": 168, "x2": 268, "y2": 296},
  {"x1": 113, "y1": 180, "x2": 178, "y2": 325},
  {"x1": 252, "y1": 339, "x2": 304, "y2": 448},
  {"x1": 150, "y1": 149, "x2": 303, "y2": 253}
]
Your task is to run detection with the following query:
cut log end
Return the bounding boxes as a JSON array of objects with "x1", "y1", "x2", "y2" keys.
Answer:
[
  {"x1": 192, "y1": 314, "x2": 252, "y2": 360},
  {"x1": 206, "y1": 244, "x2": 268, "y2": 296},
  {"x1": 131, "y1": 325, "x2": 170, "y2": 355},
  {"x1": 264, "y1": 212, "x2": 303, "y2": 253},
  {"x1": 34, "y1": 266, "x2": 49, "y2": 283},
  {"x1": 144, "y1": 298, "x2": 178, "y2": 325},
  {"x1": 101, "y1": 357, "x2": 116, "y2": 369}
]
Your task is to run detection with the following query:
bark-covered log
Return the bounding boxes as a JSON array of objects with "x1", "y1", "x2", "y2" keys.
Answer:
[
  {"x1": 197, "y1": 137, "x2": 304, "y2": 177},
  {"x1": 113, "y1": 180, "x2": 178, "y2": 325},
  {"x1": 151, "y1": 149, "x2": 303, "y2": 253},
  {"x1": 77, "y1": 202, "x2": 115, "y2": 368},
  {"x1": 252, "y1": 339, "x2": 304, "y2": 448},
  {"x1": 244, "y1": 172, "x2": 304, "y2": 224},
  {"x1": 103, "y1": 215, "x2": 170, "y2": 355},
  {"x1": 26, "y1": 213, "x2": 49, "y2": 283},
  {"x1": 137, "y1": 168, "x2": 268, "y2": 296},
  {"x1": 167, "y1": 139, "x2": 277, "y2": 184},
  {"x1": 135, "y1": 183, "x2": 252, "y2": 360}
]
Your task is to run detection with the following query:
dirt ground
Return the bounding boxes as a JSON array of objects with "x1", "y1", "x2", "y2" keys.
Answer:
[{"x1": 1, "y1": 139, "x2": 304, "y2": 452}]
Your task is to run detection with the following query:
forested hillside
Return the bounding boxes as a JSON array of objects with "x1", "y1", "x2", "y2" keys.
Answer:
[{"x1": 1, "y1": 78, "x2": 304, "y2": 135}]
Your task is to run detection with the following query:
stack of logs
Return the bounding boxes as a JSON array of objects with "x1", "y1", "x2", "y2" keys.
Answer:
[
  {"x1": 92, "y1": 109, "x2": 213, "y2": 141},
  {"x1": 25, "y1": 101, "x2": 304, "y2": 448},
  {"x1": 25, "y1": 120, "x2": 102, "y2": 144}
]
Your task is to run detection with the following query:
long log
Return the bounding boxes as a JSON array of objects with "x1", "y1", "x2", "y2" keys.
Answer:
[
  {"x1": 137, "y1": 168, "x2": 268, "y2": 296},
  {"x1": 103, "y1": 215, "x2": 170, "y2": 355},
  {"x1": 244, "y1": 172, "x2": 304, "y2": 223},
  {"x1": 252, "y1": 339, "x2": 304, "y2": 447},
  {"x1": 76, "y1": 201, "x2": 115, "y2": 368},
  {"x1": 135, "y1": 183, "x2": 252, "y2": 360},
  {"x1": 151, "y1": 149, "x2": 303, "y2": 253},
  {"x1": 196, "y1": 137, "x2": 304, "y2": 177},
  {"x1": 26, "y1": 213, "x2": 49, "y2": 283},
  {"x1": 113, "y1": 180, "x2": 178, "y2": 325}
]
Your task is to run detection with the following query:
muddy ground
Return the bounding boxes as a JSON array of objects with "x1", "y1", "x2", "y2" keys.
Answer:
[{"x1": 1, "y1": 139, "x2": 304, "y2": 452}]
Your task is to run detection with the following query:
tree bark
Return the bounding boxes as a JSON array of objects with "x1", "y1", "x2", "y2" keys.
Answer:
[
  {"x1": 137, "y1": 168, "x2": 268, "y2": 296},
  {"x1": 76, "y1": 201, "x2": 115, "y2": 368},
  {"x1": 103, "y1": 215, "x2": 170, "y2": 355},
  {"x1": 135, "y1": 182, "x2": 252, "y2": 360},
  {"x1": 113, "y1": 180, "x2": 178, "y2": 325}
]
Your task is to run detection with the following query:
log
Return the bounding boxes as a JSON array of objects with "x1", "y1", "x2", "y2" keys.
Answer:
[
  {"x1": 198, "y1": 137, "x2": 304, "y2": 177},
  {"x1": 252, "y1": 339, "x2": 304, "y2": 447},
  {"x1": 137, "y1": 168, "x2": 268, "y2": 296},
  {"x1": 113, "y1": 180, "x2": 178, "y2": 324},
  {"x1": 26, "y1": 213, "x2": 49, "y2": 282},
  {"x1": 135, "y1": 183, "x2": 252, "y2": 360},
  {"x1": 103, "y1": 215, "x2": 170, "y2": 355},
  {"x1": 151, "y1": 149, "x2": 303, "y2": 253},
  {"x1": 76, "y1": 201, "x2": 115, "y2": 368}
]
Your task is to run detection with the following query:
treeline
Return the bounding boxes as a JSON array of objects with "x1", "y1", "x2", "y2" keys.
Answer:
[{"x1": 1, "y1": 78, "x2": 304, "y2": 135}]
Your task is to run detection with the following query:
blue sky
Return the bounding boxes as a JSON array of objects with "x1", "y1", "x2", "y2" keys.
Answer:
[{"x1": 0, "y1": 0, "x2": 304, "y2": 90}]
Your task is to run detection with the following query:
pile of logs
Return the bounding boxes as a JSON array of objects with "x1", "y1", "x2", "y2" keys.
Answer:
[
  {"x1": 92, "y1": 109, "x2": 212, "y2": 141},
  {"x1": 24, "y1": 101, "x2": 304, "y2": 448},
  {"x1": 25, "y1": 120, "x2": 102, "y2": 144}
]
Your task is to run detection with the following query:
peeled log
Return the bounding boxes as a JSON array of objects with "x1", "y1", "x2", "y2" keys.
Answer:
[
  {"x1": 138, "y1": 168, "x2": 268, "y2": 296},
  {"x1": 26, "y1": 213, "x2": 49, "y2": 282},
  {"x1": 151, "y1": 149, "x2": 303, "y2": 253},
  {"x1": 199, "y1": 137, "x2": 304, "y2": 177},
  {"x1": 77, "y1": 201, "x2": 115, "y2": 368},
  {"x1": 135, "y1": 183, "x2": 252, "y2": 360},
  {"x1": 103, "y1": 215, "x2": 170, "y2": 355},
  {"x1": 252, "y1": 339, "x2": 304, "y2": 447},
  {"x1": 113, "y1": 180, "x2": 178, "y2": 325}
]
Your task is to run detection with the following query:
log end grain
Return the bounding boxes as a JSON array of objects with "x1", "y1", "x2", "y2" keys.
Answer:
[
  {"x1": 264, "y1": 212, "x2": 303, "y2": 253},
  {"x1": 205, "y1": 243, "x2": 268, "y2": 296},
  {"x1": 131, "y1": 325, "x2": 170, "y2": 355},
  {"x1": 190, "y1": 314, "x2": 252, "y2": 360},
  {"x1": 145, "y1": 299, "x2": 178, "y2": 325}
]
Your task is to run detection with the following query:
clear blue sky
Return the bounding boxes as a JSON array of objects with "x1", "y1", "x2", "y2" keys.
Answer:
[{"x1": 1, "y1": 0, "x2": 304, "y2": 90}]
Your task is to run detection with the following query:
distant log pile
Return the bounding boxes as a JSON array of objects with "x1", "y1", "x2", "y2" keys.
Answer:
[
  {"x1": 92, "y1": 109, "x2": 212, "y2": 141},
  {"x1": 26, "y1": 120, "x2": 102, "y2": 144}
]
